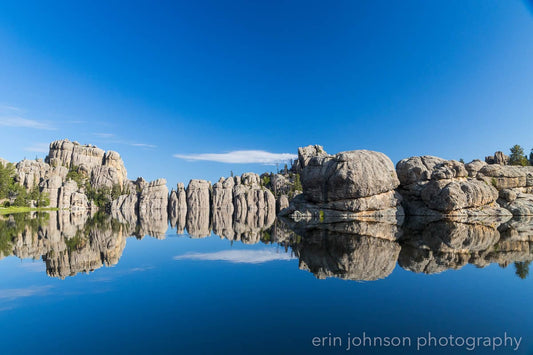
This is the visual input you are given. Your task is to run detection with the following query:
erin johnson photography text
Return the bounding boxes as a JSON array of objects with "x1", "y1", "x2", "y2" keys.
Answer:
[{"x1": 311, "y1": 332, "x2": 523, "y2": 352}]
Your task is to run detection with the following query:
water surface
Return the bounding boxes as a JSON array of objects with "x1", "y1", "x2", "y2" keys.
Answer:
[{"x1": 0, "y1": 212, "x2": 531, "y2": 354}]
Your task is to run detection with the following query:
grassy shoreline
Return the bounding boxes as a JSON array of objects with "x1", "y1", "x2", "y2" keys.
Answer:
[{"x1": 0, "y1": 206, "x2": 59, "y2": 215}]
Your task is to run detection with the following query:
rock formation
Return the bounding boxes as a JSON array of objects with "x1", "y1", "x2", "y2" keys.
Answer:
[
  {"x1": 137, "y1": 178, "x2": 169, "y2": 238},
  {"x1": 396, "y1": 156, "x2": 511, "y2": 218},
  {"x1": 485, "y1": 151, "x2": 510, "y2": 165},
  {"x1": 169, "y1": 183, "x2": 187, "y2": 233},
  {"x1": 281, "y1": 145, "x2": 403, "y2": 222}
]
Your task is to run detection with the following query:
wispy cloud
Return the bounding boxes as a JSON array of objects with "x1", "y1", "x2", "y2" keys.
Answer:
[
  {"x1": 0, "y1": 117, "x2": 55, "y2": 130},
  {"x1": 0, "y1": 104, "x2": 23, "y2": 113},
  {"x1": 174, "y1": 150, "x2": 297, "y2": 164},
  {"x1": 130, "y1": 143, "x2": 157, "y2": 149},
  {"x1": 24, "y1": 143, "x2": 50, "y2": 153},
  {"x1": 174, "y1": 249, "x2": 295, "y2": 264},
  {"x1": 0, "y1": 285, "x2": 53, "y2": 301}
]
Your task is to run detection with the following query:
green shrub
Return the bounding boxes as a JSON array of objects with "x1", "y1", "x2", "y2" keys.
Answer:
[{"x1": 66, "y1": 166, "x2": 85, "y2": 187}]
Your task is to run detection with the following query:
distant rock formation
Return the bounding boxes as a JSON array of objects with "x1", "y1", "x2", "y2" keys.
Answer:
[
  {"x1": 485, "y1": 151, "x2": 509, "y2": 165},
  {"x1": 165, "y1": 173, "x2": 277, "y2": 240}
]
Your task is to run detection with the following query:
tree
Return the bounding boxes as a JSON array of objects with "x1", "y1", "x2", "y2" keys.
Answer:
[
  {"x1": 509, "y1": 145, "x2": 529, "y2": 166},
  {"x1": 0, "y1": 163, "x2": 16, "y2": 199},
  {"x1": 514, "y1": 261, "x2": 530, "y2": 280},
  {"x1": 530, "y1": 149, "x2": 533, "y2": 166},
  {"x1": 293, "y1": 173, "x2": 302, "y2": 192}
]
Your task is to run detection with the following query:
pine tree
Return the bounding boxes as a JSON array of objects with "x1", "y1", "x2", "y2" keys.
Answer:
[{"x1": 509, "y1": 145, "x2": 529, "y2": 166}]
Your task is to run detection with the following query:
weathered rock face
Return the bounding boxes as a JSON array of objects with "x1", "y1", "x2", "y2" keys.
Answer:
[
  {"x1": 471, "y1": 164, "x2": 533, "y2": 216},
  {"x1": 396, "y1": 156, "x2": 509, "y2": 218},
  {"x1": 169, "y1": 183, "x2": 187, "y2": 233},
  {"x1": 47, "y1": 139, "x2": 105, "y2": 171},
  {"x1": 283, "y1": 146, "x2": 403, "y2": 222},
  {"x1": 298, "y1": 145, "x2": 328, "y2": 169},
  {"x1": 185, "y1": 179, "x2": 212, "y2": 238},
  {"x1": 212, "y1": 177, "x2": 234, "y2": 211},
  {"x1": 302, "y1": 149, "x2": 400, "y2": 202},
  {"x1": 15, "y1": 159, "x2": 50, "y2": 189},
  {"x1": 0, "y1": 157, "x2": 8, "y2": 167},
  {"x1": 420, "y1": 179, "x2": 498, "y2": 213},
  {"x1": 137, "y1": 178, "x2": 168, "y2": 238},
  {"x1": 110, "y1": 193, "x2": 138, "y2": 225},
  {"x1": 277, "y1": 194, "x2": 290, "y2": 213},
  {"x1": 477, "y1": 165, "x2": 533, "y2": 190},
  {"x1": 233, "y1": 173, "x2": 276, "y2": 229},
  {"x1": 186, "y1": 179, "x2": 211, "y2": 211}
]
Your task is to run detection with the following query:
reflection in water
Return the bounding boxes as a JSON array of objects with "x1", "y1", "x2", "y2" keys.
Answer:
[{"x1": 0, "y1": 209, "x2": 532, "y2": 281}]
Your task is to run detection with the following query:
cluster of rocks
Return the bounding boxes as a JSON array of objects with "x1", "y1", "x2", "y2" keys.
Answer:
[
  {"x1": 282, "y1": 145, "x2": 533, "y2": 223},
  {"x1": 11, "y1": 139, "x2": 131, "y2": 210},
  {"x1": 166, "y1": 173, "x2": 276, "y2": 241}
]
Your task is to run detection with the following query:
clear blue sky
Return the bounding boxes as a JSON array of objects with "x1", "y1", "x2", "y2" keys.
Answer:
[{"x1": 1, "y1": 1, "x2": 532, "y2": 186}]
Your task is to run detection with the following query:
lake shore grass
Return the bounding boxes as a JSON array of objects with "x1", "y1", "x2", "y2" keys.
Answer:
[{"x1": 0, "y1": 206, "x2": 59, "y2": 215}]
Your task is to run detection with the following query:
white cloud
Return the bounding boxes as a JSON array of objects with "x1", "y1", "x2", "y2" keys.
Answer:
[
  {"x1": 174, "y1": 249, "x2": 295, "y2": 264},
  {"x1": 174, "y1": 150, "x2": 297, "y2": 164},
  {"x1": 130, "y1": 143, "x2": 157, "y2": 149},
  {"x1": 0, "y1": 285, "x2": 53, "y2": 301},
  {"x1": 0, "y1": 117, "x2": 54, "y2": 130},
  {"x1": 24, "y1": 143, "x2": 50, "y2": 153}
]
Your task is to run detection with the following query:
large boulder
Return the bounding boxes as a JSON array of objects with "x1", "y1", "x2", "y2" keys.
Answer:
[
  {"x1": 302, "y1": 149, "x2": 400, "y2": 203},
  {"x1": 284, "y1": 146, "x2": 403, "y2": 222}
]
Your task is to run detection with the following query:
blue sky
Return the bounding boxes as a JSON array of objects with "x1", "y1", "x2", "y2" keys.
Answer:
[{"x1": 1, "y1": 0, "x2": 532, "y2": 186}]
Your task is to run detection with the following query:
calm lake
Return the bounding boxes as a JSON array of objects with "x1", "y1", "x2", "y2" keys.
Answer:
[{"x1": 0, "y1": 212, "x2": 531, "y2": 354}]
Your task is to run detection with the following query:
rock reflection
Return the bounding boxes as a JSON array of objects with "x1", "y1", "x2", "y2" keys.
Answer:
[
  {"x1": 1, "y1": 211, "x2": 130, "y2": 279},
  {"x1": 399, "y1": 217, "x2": 533, "y2": 275},
  {"x1": 1, "y1": 209, "x2": 532, "y2": 281}
]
